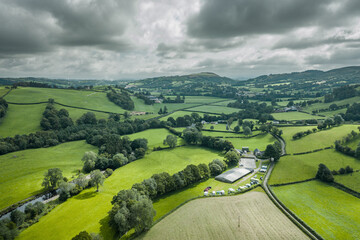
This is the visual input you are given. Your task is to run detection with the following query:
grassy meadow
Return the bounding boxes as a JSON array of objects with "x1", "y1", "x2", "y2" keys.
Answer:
[
  {"x1": 187, "y1": 105, "x2": 239, "y2": 114},
  {"x1": 271, "y1": 111, "x2": 324, "y2": 121},
  {"x1": 18, "y1": 146, "x2": 222, "y2": 240},
  {"x1": 131, "y1": 97, "x2": 199, "y2": 113},
  {"x1": 335, "y1": 171, "x2": 360, "y2": 192},
  {"x1": 281, "y1": 125, "x2": 360, "y2": 154},
  {"x1": 125, "y1": 128, "x2": 186, "y2": 150},
  {"x1": 272, "y1": 181, "x2": 360, "y2": 240},
  {"x1": 0, "y1": 141, "x2": 97, "y2": 210},
  {"x1": 142, "y1": 191, "x2": 308, "y2": 240},
  {"x1": 269, "y1": 149, "x2": 360, "y2": 184},
  {"x1": 5, "y1": 87, "x2": 126, "y2": 114},
  {"x1": 0, "y1": 104, "x2": 44, "y2": 138},
  {"x1": 158, "y1": 111, "x2": 218, "y2": 121},
  {"x1": 303, "y1": 96, "x2": 360, "y2": 113}
]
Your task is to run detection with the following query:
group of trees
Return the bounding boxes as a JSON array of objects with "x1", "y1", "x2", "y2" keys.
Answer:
[
  {"x1": 0, "y1": 98, "x2": 8, "y2": 119},
  {"x1": 163, "y1": 135, "x2": 177, "y2": 148},
  {"x1": 0, "y1": 115, "x2": 163, "y2": 155},
  {"x1": 40, "y1": 101, "x2": 74, "y2": 130},
  {"x1": 81, "y1": 149, "x2": 141, "y2": 173},
  {"x1": 331, "y1": 165, "x2": 354, "y2": 176},
  {"x1": 264, "y1": 141, "x2": 282, "y2": 161},
  {"x1": 158, "y1": 106, "x2": 168, "y2": 114},
  {"x1": 106, "y1": 88, "x2": 134, "y2": 110},
  {"x1": 162, "y1": 95, "x2": 184, "y2": 103},
  {"x1": 334, "y1": 128, "x2": 360, "y2": 158},
  {"x1": 344, "y1": 103, "x2": 360, "y2": 121},
  {"x1": 317, "y1": 116, "x2": 344, "y2": 130},
  {"x1": 316, "y1": 164, "x2": 334, "y2": 182},
  {"x1": 324, "y1": 85, "x2": 359, "y2": 103},
  {"x1": 134, "y1": 92, "x2": 154, "y2": 105},
  {"x1": 0, "y1": 201, "x2": 47, "y2": 240}
]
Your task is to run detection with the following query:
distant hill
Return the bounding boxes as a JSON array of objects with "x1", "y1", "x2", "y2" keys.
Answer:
[
  {"x1": 137, "y1": 72, "x2": 235, "y2": 88},
  {"x1": 246, "y1": 66, "x2": 360, "y2": 85}
]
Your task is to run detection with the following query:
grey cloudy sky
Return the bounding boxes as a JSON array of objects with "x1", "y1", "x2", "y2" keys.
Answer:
[{"x1": 0, "y1": 0, "x2": 359, "y2": 80}]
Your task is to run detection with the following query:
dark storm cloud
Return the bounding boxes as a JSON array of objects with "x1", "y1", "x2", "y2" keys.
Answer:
[
  {"x1": 0, "y1": 0, "x2": 135, "y2": 56},
  {"x1": 273, "y1": 36, "x2": 360, "y2": 50},
  {"x1": 187, "y1": 0, "x2": 358, "y2": 38}
]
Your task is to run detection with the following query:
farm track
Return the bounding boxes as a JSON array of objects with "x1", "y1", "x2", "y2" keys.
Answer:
[{"x1": 262, "y1": 134, "x2": 321, "y2": 240}]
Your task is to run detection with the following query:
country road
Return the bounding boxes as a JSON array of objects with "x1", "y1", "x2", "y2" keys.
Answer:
[{"x1": 262, "y1": 134, "x2": 321, "y2": 240}]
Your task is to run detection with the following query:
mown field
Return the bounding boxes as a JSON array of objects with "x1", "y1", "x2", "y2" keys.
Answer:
[
  {"x1": 186, "y1": 105, "x2": 239, "y2": 114},
  {"x1": 4, "y1": 87, "x2": 126, "y2": 114},
  {"x1": 319, "y1": 108, "x2": 347, "y2": 117},
  {"x1": 152, "y1": 168, "x2": 266, "y2": 221},
  {"x1": 335, "y1": 171, "x2": 360, "y2": 193},
  {"x1": 272, "y1": 181, "x2": 360, "y2": 240},
  {"x1": 269, "y1": 149, "x2": 360, "y2": 184},
  {"x1": 281, "y1": 125, "x2": 360, "y2": 154},
  {"x1": 18, "y1": 146, "x2": 222, "y2": 240},
  {"x1": 271, "y1": 111, "x2": 324, "y2": 121},
  {"x1": 142, "y1": 191, "x2": 308, "y2": 240},
  {"x1": 0, "y1": 141, "x2": 97, "y2": 210},
  {"x1": 0, "y1": 104, "x2": 45, "y2": 138}
]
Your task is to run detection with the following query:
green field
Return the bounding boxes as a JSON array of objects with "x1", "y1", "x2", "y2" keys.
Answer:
[
  {"x1": 0, "y1": 87, "x2": 10, "y2": 97},
  {"x1": 0, "y1": 141, "x2": 97, "y2": 210},
  {"x1": 181, "y1": 96, "x2": 228, "y2": 104},
  {"x1": 272, "y1": 181, "x2": 360, "y2": 239},
  {"x1": 54, "y1": 105, "x2": 110, "y2": 121},
  {"x1": 281, "y1": 125, "x2": 360, "y2": 154},
  {"x1": 0, "y1": 104, "x2": 44, "y2": 138},
  {"x1": 210, "y1": 99, "x2": 236, "y2": 106},
  {"x1": 319, "y1": 108, "x2": 347, "y2": 117},
  {"x1": 152, "y1": 169, "x2": 266, "y2": 221},
  {"x1": 18, "y1": 146, "x2": 222, "y2": 240},
  {"x1": 143, "y1": 191, "x2": 308, "y2": 240},
  {"x1": 201, "y1": 122, "x2": 236, "y2": 131},
  {"x1": 271, "y1": 111, "x2": 324, "y2": 121},
  {"x1": 335, "y1": 171, "x2": 360, "y2": 193},
  {"x1": 186, "y1": 105, "x2": 239, "y2": 114},
  {"x1": 5, "y1": 87, "x2": 126, "y2": 114},
  {"x1": 345, "y1": 136, "x2": 360, "y2": 149},
  {"x1": 303, "y1": 96, "x2": 360, "y2": 113},
  {"x1": 131, "y1": 97, "x2": 199, "y2": 113},
  {"x1": 269, "y1": 150, "x2": 360, "y2": 184},
  {"x1": 126, "y1": 128, "x2": 186, "y2": 150},
  {"x1": 159, "y1": 111, "x2": 218, "y2": 121}
]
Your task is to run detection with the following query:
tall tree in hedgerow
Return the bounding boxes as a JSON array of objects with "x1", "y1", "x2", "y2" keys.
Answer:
[{"x1": 316, "y1": 164, "x2": 334, "y2": 182}]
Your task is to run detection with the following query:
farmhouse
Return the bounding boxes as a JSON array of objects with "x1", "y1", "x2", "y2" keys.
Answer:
[{"x1": 215, "y1": 168, "x2": 254, "y2": 183}]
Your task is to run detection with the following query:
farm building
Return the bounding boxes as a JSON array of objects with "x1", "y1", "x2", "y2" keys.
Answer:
[{"x1": 215, "y1": 168, "x2": 254, "y2": 183}]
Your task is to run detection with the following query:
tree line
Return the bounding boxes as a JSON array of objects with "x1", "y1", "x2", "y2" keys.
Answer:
[
  {"x1": 109, "y1": 159, "x2": 227, "y2": 237},
  {"x1": 40, "y1": 100, "x2": 74, "y2": 130},
  {"x1": 0, "y1": 98, "x2": 8, "y2": 119},
  {"x1": 334, "y1": 127, "x2": 360, "y2": 159},
  {"x1": 106, "y1": 88, "x2": 134, "y2": 110}
]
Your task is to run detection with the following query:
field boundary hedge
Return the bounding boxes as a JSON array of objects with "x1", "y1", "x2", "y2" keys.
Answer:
[
  {"x1": 213, "y1": 132, "x2": 265, "y2": 139},
  {"x1": 270, "y1": 178, "x2": 316, "y2": 187},
  {"x1": 331, "y1": 182, "x2": 360, "y2": 199},
  {"x1": 292, "y1": 147, "x2": 332, "y2": 156},
  {"x1": 1, "y1": 88, "x2": 12, "y2": 98}
]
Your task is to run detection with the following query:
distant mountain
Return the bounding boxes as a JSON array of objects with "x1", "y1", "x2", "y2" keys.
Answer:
[
  {"x1": 138, "y1": 72, "x2": 235, "y2": 87},
  {"x1": 246, "y1": 66, "x2": 360, "y2": 85}
]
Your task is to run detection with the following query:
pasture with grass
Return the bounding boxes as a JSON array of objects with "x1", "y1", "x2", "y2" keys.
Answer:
[
  {"x1": 272, "y1": 181, "x2": 360, "y2": 240},
  {"x1": 0, "y1": 141, "x2": 97, "y2": 210}
]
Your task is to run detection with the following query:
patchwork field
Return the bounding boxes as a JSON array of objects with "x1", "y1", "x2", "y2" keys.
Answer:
[
  {"x1": 131, "y1": 97, "x2": 199, "y2": 113},
  {"x1": 0, "y1": 141, "x2": 97, "y2": 210},
  {"x1": 18, "y1": 146, "x2": 222, "y2": 240},
  {"x1": 210, "y1": 99, "x2": 236, "y2": 106},
  {"x1": 0, "y1": 103, "x2": 45, "y2": 137},
  {"x1": 142, "y1": 191, "x2": 308, "y2": 240},
  {"x1": 186, "y1": 105, "x2": 239, "y2": 114},
  {"x1": 272, "y1": 181, "x2": 360, "y2": 240},
  {"x1": 335, "y1": 171, "x2": 360, "y2": 193},
  {"x1": 4, "y1": 87, "x2": 126, "y2": 114},
  {"x1": 281, "y1": 125, "x2": 360, "y2": 154},
  {"x1": 181, "y1": 96, "x2": 228, "y2": 104},
  {"x1": 271, "y1": 111, "x2": 324, "y2": 121},
  {"x1": 269, "y1": 149, "x2": 360, "y2": 184}
]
